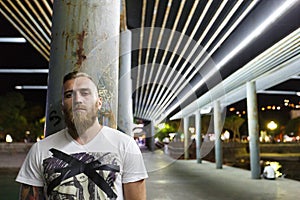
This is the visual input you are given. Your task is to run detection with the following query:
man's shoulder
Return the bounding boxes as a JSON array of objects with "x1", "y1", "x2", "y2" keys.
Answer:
[
  {"x1": 39, "y1": 128, "x2": 68, "y2": 144},
  {"x1": 44, "y1": 128, "x2": 66, "y2": 138},
  {"x1": 102, "y1": 126, "x2": 126, "y2": 134},
  {"x1": 102, "y1": 126, "x2": 132, "y2": 140}
]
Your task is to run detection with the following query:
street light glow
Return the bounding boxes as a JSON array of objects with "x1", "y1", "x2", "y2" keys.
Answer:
[{"x1": 267, "y1": 121, "x2": 278, "y2": 130}]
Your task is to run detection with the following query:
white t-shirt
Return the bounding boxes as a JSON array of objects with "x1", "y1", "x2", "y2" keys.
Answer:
[
  {"x1": 16, "y1": 126, "x2": 148, "y2": 200},
  {"x1": 263, "y1": 165, "x2": 276, "y2": 179}
]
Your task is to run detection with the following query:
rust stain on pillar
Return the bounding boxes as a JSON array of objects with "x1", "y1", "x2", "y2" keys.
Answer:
[{"x1": 76, "y1": 30, "x2": 87, "y2": 68}]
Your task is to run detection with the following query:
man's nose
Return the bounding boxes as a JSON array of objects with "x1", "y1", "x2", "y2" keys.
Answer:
[{"x1": 73, "y1": 92, "x2": 83, "y2": 104}]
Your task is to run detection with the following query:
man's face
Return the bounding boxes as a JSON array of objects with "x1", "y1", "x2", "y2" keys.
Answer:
[{"x1": 62, "y1": 76, "x2": 101, "y2": 133}]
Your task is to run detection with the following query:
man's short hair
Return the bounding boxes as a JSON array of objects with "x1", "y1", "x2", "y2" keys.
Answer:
[
  {"x1": 63, "y1": 71, "x2": 99, "y2": 96},
  {"x1": 63, "y1": 71, "x2": 94, "y2": 84}
]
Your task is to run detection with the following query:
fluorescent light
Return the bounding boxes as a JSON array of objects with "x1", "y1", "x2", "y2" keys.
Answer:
[
  {"x1": 258, "y1": 90, "x2": 298, "y2": 95},
  {"x1": 161, "y1": 0, "x2": 299, "y2": 122},
  {"x1": 215, "y1": 0, "x2": 298, "y2": 70},
  {"x1": 15, "y1": 85, "x2": 47, "y2": 90},
  {"x1": 0, "y1": 37, "x2": 26, "y2": 43},
  {"x1": 0, "y1": 69, "x2": 48, "y2": 73}
]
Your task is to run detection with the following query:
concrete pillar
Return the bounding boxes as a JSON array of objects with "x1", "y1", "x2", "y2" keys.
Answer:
[
  {"x1": 184, "y1": 116, "x2": 190, "y2": 159},
  {"x1": 195, "y1": 111, "x2": 202, "y2": 163},
  {"x1": 45, "y1": 0, "x2": 120, "y2": 135},
  {"x1": 145, "y1": 121, "x2": 155, "y2": 152},
  {"x1": 150, "y1": 121, "x2": 155, "y2": 152},
  {"x1": 214, "y1": 100, "x2": 223, "y2": 169},
  {"x1": 247, "y1": 81, "x2": 261, "y2": 179},
  {"x1": 118, "y1": 30, "x2": 134, "y2": 136}
]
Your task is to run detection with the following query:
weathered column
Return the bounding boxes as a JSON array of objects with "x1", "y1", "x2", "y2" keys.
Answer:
[
  {"x1": 247, "y1": 81, "x2": 260, "y2": 179},
  {"x1": 150, "y1": 121, "x2": 155, "y2": 152},
  {"x1": 184, "y1": 116, "x2": 190, "y2": 159},
  {"x1": 214, "y1": 100, "x2": 223, "y2": 169},
  {"x1": 45, "y1": 0, "x2": 120, "y2": 135},
  {"x1": 118, "y1": 30, "x2": 134, "y2": 136},
  {"x1": 195, "y1": 111, "x2": 202, "y2": 163},
  {"x1": 145, "y1": 121, "x2": 155, "y2": 152}
]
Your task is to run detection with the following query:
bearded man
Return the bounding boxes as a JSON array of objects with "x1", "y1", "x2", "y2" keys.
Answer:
[{"x1": 16, "y1": 71, "x2": 148, "y2": 200}]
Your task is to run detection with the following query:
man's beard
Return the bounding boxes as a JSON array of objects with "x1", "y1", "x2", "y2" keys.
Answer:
[{"x1": 63, "y1": 104, "x2": 98, "y2": 139}]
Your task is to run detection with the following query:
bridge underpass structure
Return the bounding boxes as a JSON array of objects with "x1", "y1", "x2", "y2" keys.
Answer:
[{"x1": 0, "y1": 0, "x2": 300, "y2": 179}]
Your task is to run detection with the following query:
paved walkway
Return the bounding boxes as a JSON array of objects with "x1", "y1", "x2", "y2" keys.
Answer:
[
  {"x1": 143, "y1": 150, "x2": 300, "y2": 200},
  {"x1": 1, "y1": 148, "x2": 300, "y2": 199}
]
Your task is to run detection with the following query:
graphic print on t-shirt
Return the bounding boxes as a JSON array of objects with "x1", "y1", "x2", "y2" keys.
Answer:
[{"x1": 43, "y1": 148, "x2": 120, "y2": 199}]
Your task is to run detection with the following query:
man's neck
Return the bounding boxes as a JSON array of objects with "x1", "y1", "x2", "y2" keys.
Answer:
[{"x1": 69, "y1": 121, "x2": 103, "y2": 145}]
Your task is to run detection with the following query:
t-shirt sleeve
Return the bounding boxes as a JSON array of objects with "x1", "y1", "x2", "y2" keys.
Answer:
[
  {"x1": 15, "y1": 142, "x2": 44, "y2": 187},
  {"x1": 122, "y1": 138, "x2": 148, "y2": 183}
]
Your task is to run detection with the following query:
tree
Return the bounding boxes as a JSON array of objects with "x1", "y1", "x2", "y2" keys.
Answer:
[
  {"x1": 155, "y1": 121, "x2": 180, "y2": 141},
  {"x1": 285, "y1": 117, "x2": 300, "y2": 136},
  {"x1": 0, "y1": 92, "x2": 28, "y2": 141},
  {"x1": 224, "y1": 115, "x2": 245, "y2": 141},
  {"x1": 0, "y1": 92, "x2": 45, "y2": 142},
  {"x1": 23, "y1": 105, "x2": 45, "y2": 140}
]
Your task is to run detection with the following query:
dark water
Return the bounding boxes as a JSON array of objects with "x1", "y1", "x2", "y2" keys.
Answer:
[{"x1": 0, "y1": 171, "x2": 19, "y2": 200}]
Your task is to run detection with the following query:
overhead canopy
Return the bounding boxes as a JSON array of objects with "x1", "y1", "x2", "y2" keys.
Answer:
[{"x1": 0, "y1": 0, "x2": 299, "y2": 124}]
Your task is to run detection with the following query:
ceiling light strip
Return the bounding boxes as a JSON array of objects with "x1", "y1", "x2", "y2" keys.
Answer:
[
  {"x1": 138, "y1": 0, "x2": 187, "y2": 119},
  {"x1": 146, "y1": 0, "x2": 200, "y2": 119},
  {"x1": 223, "y1": 31, "x2": 300, "y2": 91},
  {"x1": 195, "y1": 0, "x2": 243, "y2": 59},
  {"x1": 178, "y1": 0, "x2": 259, "y2": 93},
  {"x1": 184, "y1": 0, "x2": 259, "y2": 84},
  {"x1": 0, "y1": 1, "x2": 50, "y2": 58},
  {"x1": 291, "y1": 75, "x2": 300, "y2": 79},
  {"x1": 25, "y1": 0, "x2": 51, "y2": 36},
  {"x1": 153, "y1": 0, "x2": 228, "y2": 118},
  {"x1": 143, "y1": 0, "x2": 199, "y2": 119},
  {"x1": 33, "y1": 0, "x2": 52, "y2": 27},
  {"x1": 203, "y1": 31, "x2": 299, "y2": 103},
  {"x1": 15, "y1": 0, "x2": 51, "y2": 43},
  {"x1": 0, "y1": 7, "x2": 49, "y2": 61},
  {"x1": 156, "y1": 1, "x2": 299, "y2": 122},
  {"x1": 15, "y1": 85, "x2": 47, "y2": 90},
  {"x1": 6, "y1": 0, "x2": 50, "y2": 51},
  {"x1": 0, "y1": 69, "x2": 49, "y2": 73},
  {"x1": 0, "y1": 37, "x2": 26, "y2": 43},
  {"x1": 257, "y1": 90, "x2": 298, "y2": 95},
  {"x1": 145, "y1": 0, "x2": 212, "y2": 118},
  {"x1": 209, "y1": 0, "x2": 259, "y2": 56},
  {"x1": 167, "y1": 29, "x2": 300, "y2": 122},
  {"x1": 134, "y1": 0, "x2": 147, "y2": 116},
  {"x1": 164, "y1": 0, "x2": 212, "y2": 76},
  {"x1": 42, "y1": 0, "x2": 53, "y2": 16},
  {"x1": 167, "y1": 53, "x2": 300, "y2": 123},
  {"x1": 157, "y1": 1, "x2": 242, "y2": 117},
  {"x1": 151, "y1": 0, "x2": 229, "y2": 119},
  {"x1": 140, "y1": 0, "x2": 174, "y2": 118},
  {"x1": 215, "y1": 0, "x2": 298, "y2": 71},
  {"x1": 137, "y1": 0, "x2": 160, "y2": 117},
  {"x1": 155, "y1": 0, "x2": 257, "y2": 117}
]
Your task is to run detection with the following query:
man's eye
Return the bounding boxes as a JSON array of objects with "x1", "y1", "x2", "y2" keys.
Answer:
[
  {"x1": 81, "y1": 90, "x2": 90, "y2": 96},
  {"x1": 65, "y1": 93, "x2": 72, "y2": 98}
]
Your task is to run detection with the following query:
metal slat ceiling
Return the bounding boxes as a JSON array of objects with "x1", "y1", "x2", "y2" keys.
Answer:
[
  {"x1": 0, "y1": 0, "x2": 299, "y2": 124},
  {"x1": 0, "y1": 0, "x2": 52, "y2": 60}
]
